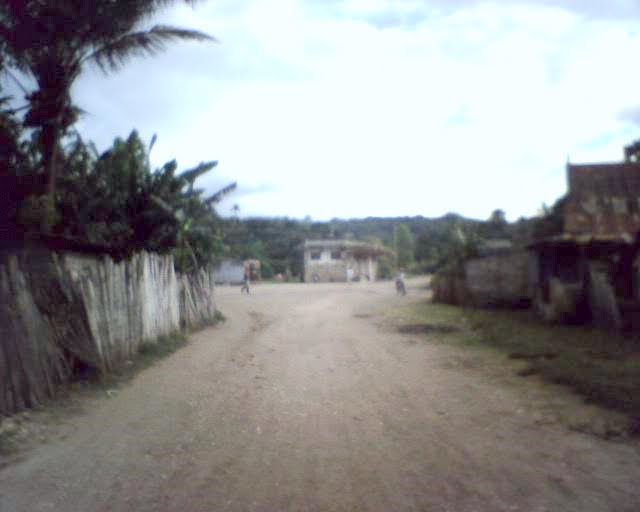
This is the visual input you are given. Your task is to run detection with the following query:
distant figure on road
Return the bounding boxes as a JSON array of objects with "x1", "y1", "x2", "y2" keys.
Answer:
[
  {"x1": 395, "y1": 271, "x2": 406, "y2": 296},
  {"x1": 241, "y1": 272, "x2": 250, "y2": 294}
]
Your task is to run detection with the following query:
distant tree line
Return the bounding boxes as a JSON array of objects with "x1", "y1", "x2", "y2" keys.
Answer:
[{"x1": 219, "y1": 209, "x2": 560, "y2": 280}]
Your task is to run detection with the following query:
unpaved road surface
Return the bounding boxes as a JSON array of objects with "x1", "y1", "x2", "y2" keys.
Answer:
[{"x1": 1, "y1": 281, "x2": 639, "y2": 511}]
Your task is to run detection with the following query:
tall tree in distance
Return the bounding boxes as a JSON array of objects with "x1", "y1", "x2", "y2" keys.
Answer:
[
  {"x1": 0, "y1": 0, "x2": 214, "y2": 230},
  {"x1": 394, "y1": 223, "x2": 414, "y2": 270},
  {"x1": 487, "y1": 208, "x2": 508, "y2": 238},
  {"x1": 624, "y1": 139, "x2": 640, "y2": 162}
]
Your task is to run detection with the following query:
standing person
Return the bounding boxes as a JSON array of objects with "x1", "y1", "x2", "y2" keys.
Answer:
[
  {"x1": 395, "y1": 270, "x2": 406, "y2": 295},
  {"x1": 241, "y1": 270, "x2": 250, "y2": 294}
]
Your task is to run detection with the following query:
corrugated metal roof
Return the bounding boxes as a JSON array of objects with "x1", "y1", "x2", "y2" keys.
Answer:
[
  {"x1": 565, "y1": 162, "x2": 640, "y2": 239},
  {"x1": 528, "y1": 232, "x2": 633, "y2": 249}
]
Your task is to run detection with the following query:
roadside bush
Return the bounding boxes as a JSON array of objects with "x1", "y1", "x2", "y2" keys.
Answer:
[{"x1": 3, "y1": 124, "x2": 234, "y2": 270}]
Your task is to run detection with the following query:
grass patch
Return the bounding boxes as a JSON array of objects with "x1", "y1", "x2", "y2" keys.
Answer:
[
  {"x1": 213, "y1": 309, "x2": 226, "y2": 324},
  {"x1": 98, "y1": 332, "x2": 188, "y2": 389},
  {"x1": 397, "y1": 324, "x2": 461, "y2": 335},
  {"x1": 98, "y1": 308, "x2": 226, "y2": 388},
  {"x1": 400, "y1": 301, "x2": 640, "y2": 427},
  {"x1": 0, "y1": 420, "x2": 20, "y2": 457},
  {"x1": 137, "y1": 333, "x2": 187, "y2": 364},
  {"x1": 105, "y1": 310, "x2": 226, "y2": 384}
]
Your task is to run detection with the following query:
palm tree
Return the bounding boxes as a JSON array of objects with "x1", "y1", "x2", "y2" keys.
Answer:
[{"x1": 0, "y1": 0, "x2": 214, "y2": 231}]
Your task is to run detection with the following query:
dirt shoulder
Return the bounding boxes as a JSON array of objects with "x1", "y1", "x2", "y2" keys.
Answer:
[{"x1": 1, "y1": 279, "x2": 639, "y2": 511}]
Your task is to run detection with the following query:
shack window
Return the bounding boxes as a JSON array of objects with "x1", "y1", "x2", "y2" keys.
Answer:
[
  {"x1": 331, "y1": 250, "x2": 341, "y2": 260},
  {"x1": 310, "y1": 251, "x2": 321, "y2": 260}
]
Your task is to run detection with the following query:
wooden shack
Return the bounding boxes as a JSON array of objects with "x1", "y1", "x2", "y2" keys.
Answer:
[{"x1": 530, "y1": 162, "x2": 640, "y2": 329}]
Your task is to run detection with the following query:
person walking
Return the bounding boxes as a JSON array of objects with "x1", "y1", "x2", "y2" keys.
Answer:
[{"x1": 241, "y1": 271, "x2": 250, "y2": 294}]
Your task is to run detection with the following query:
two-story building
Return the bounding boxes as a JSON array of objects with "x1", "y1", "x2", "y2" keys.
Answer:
[{"x1": 303, "y1": 240, "x2": 387, "y2": 283}]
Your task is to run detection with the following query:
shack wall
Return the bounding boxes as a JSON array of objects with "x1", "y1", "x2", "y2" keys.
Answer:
[{"x1": 464, "y1": 251, "x2": 532, "y2": 307}]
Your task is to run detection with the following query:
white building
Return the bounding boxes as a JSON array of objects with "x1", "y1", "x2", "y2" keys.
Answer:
[
  {"x1": 214, "y1": 260, "x2": 245, "y2": 284},
  {"x1": 303, "y1": 240, "x2": 387, "y2": 282}
]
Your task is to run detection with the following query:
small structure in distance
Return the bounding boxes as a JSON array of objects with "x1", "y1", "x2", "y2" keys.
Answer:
[
  {"x1": 214, "y1": 259, "x2": 261, "y2": 285},
  {"x1": 214, "y1": 260, "x2": 244, "y2": 285},
  {"x1": 303, "y1": 240, "x2": 388, "y2": 283}
]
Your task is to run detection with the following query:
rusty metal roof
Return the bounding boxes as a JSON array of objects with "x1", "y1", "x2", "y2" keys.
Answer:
[
  {"x1": 528, "y1": 232, "x2": 633, "y2": 249},
  {"x1": 564, "y1": 162, "x2": 640, "y2": 239}
]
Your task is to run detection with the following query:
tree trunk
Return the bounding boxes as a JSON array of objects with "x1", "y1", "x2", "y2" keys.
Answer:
[{"x1": 40, "y1": 123, "x2": 60, "y2": 234}]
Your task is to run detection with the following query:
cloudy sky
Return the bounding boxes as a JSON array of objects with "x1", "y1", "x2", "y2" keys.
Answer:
[{"x1": 70, "y1": 0, "x2": 640, "y2": 221}]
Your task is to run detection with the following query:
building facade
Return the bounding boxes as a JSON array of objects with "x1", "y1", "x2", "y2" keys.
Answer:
[{"x1": 303, "y1": 240, "x2": 385, "y2": 283}]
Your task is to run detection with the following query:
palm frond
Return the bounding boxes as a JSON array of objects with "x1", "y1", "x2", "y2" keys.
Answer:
[
  {"x1": 179, "y1": 160, "x2": 218, "y2": 191},
  {"x1": 85, "y1": 25, "x2": 216, "y2": 72},
  {"x1": 2, "y1": 67, "x2": 29, "y2": 94},
  {"x1": 149, "y1": 133, "x2": 158, "y2": 153},
  {"x1": 77, "y1": 1, "x2": 207, "y2": 44},
  {"x1": 205, "y1": 182, "x2": 237, "y2": 206},
  {"x1": 184, "y1": 187, "x2": 205, "y2": 198}
]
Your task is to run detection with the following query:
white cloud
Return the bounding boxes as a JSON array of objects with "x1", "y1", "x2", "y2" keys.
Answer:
[{"x1": 69, "y1": 0, "x2": 640, "y2": 221}]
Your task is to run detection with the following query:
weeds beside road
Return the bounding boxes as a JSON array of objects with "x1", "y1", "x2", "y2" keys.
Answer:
[{"x1": 393, "y1": 300, "x2": 640, "y2": 436}]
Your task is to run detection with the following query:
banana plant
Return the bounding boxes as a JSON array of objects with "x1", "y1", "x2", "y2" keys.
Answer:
[{"x1": 150, "y1": 159, "x2": 236, "y2": 271}]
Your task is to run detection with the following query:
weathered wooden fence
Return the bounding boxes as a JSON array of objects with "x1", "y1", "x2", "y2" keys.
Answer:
[{"x1": 0, "y1": 248, "x2": 216, "y2": 415}]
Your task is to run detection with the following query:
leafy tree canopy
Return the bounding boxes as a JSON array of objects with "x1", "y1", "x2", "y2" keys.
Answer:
[{"x1": 0, "y1": 0, "x2": 214, "y2": 230}]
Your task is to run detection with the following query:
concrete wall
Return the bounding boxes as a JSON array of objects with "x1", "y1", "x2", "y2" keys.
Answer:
[
  {"x1": 587, "y1": 262, "x2": 623, "y2": 330},
  {"x1": 433, "y1": 251, "x2": 531, "y2": 307},
  {"x1": 0, "y1": 248, "x2": 216, "y2": 414},
  {"x1": 431, "y1": 273, "x2": 469, "y2": 306},
  {"x1": 464, "y1": 251, "x2": 532, "y2": 307},
  {"x1": 534, "y1": 278, "x2": 582, "y2": 324}
]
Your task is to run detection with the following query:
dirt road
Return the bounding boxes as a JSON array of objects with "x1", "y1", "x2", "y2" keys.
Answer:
[{"x1": 1, "y1": 280, "x2": 639, "y2": 511}]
